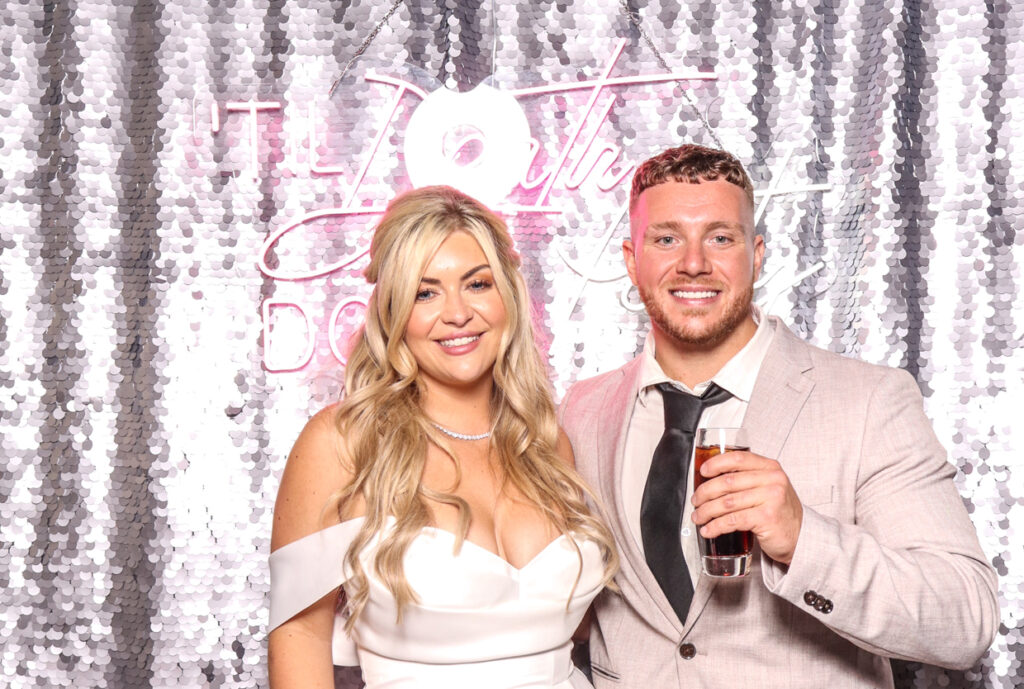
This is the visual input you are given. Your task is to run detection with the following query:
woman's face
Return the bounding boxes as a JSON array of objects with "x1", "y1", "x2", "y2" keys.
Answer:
[{"x1": 404, "y1": 231, "x2": 508, "y2": 395}]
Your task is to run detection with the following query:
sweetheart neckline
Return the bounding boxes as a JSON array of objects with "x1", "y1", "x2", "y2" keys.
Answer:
[
  {"x1": 418, "y1": 525, "x2": 574, "y2": 574},
  {"x1": 331, "y1": 516, "x2": 577, "y2": 573}
]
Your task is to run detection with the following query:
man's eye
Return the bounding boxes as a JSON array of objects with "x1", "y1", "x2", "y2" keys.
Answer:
[
  {"x1": 654, "y1": 235, "x2": 676, "y2": 246},
  {"x1": 710, "y1": 234, "x2": 732, "y2": 244}
]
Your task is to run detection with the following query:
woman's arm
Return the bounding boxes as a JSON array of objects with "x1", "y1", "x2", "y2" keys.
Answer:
[{"x1": 269, "y1": 408, "x2": 352, "y2": 689}]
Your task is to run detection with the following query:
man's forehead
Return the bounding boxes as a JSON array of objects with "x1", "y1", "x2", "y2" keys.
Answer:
[{"x1": 629, "y1": 180, "x2": 755, "y2": 239}]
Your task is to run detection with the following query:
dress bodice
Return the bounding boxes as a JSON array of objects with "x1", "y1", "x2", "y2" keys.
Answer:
[{"x1": 269, "y1": 517, "x2": 604, "y2": 689}]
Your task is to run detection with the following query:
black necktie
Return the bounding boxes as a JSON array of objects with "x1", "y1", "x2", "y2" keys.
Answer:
[{"x1": 640, "y1": 382, "x2": 732, "y2": 623}]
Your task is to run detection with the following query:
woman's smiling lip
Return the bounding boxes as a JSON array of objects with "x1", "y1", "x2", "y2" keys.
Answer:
[{"x1": 435, "y1": 332, "x2": 484, "y2": 354}]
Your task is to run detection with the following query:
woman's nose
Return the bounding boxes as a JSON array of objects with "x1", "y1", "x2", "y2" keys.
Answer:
[{"x1": 440, "y1": 292, "x2": 472, "y2": 326}]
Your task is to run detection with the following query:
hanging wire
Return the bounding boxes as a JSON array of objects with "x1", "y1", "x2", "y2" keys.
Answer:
[
  {"x1": 490, "y1": 0, "x2": 497, "y2": 79},
  {"x1": 329, "y1": 0, "x2": 407, "y2": 96},
  {"x1": 320, "y1": 1, "x2": 731, "y2": 321},
  {"x1": 328, "y1": 1, "x2": 722, "y2": 150},
  {"x1": 618, "y1": 0, "x2": 724, "y2": 150}
]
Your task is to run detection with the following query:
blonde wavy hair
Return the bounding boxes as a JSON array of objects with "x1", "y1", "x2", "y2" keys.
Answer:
[{"x1": 332, "y1": 186, "x2": 617, "y2": 628}]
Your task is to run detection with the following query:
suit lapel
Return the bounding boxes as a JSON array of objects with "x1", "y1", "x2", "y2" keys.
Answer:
[
  {"x1": 742, "y1": 321, "x2": 815, "y2": 461},
  {"x1": 682, "y1": 319, "x2": 815, "y2": 633},
  {"x1": 599, "y1": 358, "x2": 684, "y2": 638}
]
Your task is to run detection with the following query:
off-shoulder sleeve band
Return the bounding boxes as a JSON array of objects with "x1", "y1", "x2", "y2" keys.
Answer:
[{"x1": 268, "y1": 519, "x2": 363, "y2": 632}]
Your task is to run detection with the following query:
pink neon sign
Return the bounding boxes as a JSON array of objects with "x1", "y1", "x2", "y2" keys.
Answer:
[{"x1": 190, "y1": 39, "x2": 719, "y2": 372}]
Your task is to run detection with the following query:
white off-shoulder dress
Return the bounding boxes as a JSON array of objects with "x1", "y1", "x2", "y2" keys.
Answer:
[{"x1": 269, "y1": 517, "x2": 604, "y2": 689}]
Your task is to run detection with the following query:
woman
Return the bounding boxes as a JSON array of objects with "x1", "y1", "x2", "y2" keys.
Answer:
[{"x1": 268, "y1": 186, "x2": 617, "y2": 689}]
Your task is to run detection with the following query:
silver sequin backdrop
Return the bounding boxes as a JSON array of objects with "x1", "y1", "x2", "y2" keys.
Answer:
[{"x1": 0, "y1": 1, "x2": 1020, "y2": 687}]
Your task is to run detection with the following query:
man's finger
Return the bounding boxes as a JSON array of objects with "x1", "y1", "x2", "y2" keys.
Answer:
[{"x1": 696, "y1": 450, "x2": 776, "y2": 479}]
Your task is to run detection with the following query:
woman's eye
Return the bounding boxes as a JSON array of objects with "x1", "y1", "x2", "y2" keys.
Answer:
[
  {"x1": 415, "y1": 288, "x2": 435, "y2": 302},
  {"x1": 468, "y1": 279, "x2": 492, "y2": 291}
]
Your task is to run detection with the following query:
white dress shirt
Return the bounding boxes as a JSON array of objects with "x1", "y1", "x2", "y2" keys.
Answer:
[{"x1": 621, "y1": 306, "x2": 776, "y2": 587}]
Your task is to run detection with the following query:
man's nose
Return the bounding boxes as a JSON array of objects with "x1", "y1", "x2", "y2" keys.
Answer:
[{"x1": 675, "y1": 241, "x2": 711, "y2": 275}]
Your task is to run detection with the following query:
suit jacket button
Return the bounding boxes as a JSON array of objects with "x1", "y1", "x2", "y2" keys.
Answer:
[
  {"x1": 803, "y1": 590, "x2": 817, "y2": 606},
  {"x1": 821, "y1": 600, "x2": 834, "y2": 614},
  {"x1": 679, "y1": 643, "x2": 697, "y2": 659}
]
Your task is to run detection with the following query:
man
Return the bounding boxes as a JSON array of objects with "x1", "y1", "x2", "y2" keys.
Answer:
[{"x1": 559, "y1": 144, "x2": 998, "y2": 688}]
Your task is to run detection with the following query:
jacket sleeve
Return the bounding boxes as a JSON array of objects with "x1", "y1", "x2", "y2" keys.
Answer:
[{"x1": 761, "y1": 367, "x2": 999, "y2": 669}]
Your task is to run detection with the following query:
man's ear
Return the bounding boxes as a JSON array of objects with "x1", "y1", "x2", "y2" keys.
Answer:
[
  {"x1": 752, "y1": 234, "x2": 765, "y2": 281},
  {"x1": 623, "y1": 239, "x2": 639, "y2": 286}
]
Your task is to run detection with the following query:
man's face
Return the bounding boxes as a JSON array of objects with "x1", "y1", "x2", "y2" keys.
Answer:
[{"x1": 624, "y1": 179, "x2": 764, "y2": 354}]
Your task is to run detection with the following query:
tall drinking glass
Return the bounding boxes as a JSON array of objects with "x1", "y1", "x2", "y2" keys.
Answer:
[{"x1": 694, "y1": 427, "x2": 753, "y2": 577}]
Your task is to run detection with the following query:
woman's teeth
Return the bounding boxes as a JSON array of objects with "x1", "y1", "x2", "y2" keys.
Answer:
[{"x1": 439, "y1": 335, "x2": 480, "y2": 347}]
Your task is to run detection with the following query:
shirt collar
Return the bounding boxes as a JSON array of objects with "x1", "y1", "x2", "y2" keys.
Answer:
[{"x1": 636, "y1": 305, "x2": 775, "y2": 406}]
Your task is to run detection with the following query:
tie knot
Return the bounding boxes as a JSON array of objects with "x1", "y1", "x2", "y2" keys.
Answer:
[{"x1": 657, "y1": 382, "x2": 732, "y2": 431}]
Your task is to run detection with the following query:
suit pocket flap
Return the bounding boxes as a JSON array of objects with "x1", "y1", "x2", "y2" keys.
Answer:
[{"x1": 590, "y1": 663, "x2": 621, "y2": 682}]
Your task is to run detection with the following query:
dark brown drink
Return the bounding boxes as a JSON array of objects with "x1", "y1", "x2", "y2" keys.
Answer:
[{"x1": 694, "y1": 445, "x2": 754, "y2": 558}]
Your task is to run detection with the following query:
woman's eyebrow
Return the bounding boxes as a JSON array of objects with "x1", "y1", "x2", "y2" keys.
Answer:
[
  {"x1": 418, "y1": 264, "x2": 491, "y2": 285},
  {"x1": 460, "y1": 264, "x2": 490, "y2": 280}
]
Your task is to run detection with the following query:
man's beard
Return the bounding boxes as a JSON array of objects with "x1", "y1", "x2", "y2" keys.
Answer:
[{"x1": 638, "y1": 281, "x2": 755, "y2": 350}]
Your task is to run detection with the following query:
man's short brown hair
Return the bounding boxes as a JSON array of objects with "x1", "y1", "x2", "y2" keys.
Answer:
[{"x1": 629, "y1": 144, "x2": 755, "y2": 211}]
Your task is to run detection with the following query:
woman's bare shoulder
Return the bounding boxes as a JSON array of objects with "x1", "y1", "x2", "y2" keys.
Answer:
[{"x1": 271, "y1": 405, "x2": 352, "y2": 550}]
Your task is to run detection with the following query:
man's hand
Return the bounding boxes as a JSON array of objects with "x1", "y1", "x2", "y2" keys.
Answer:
[{"x1": 691, "y1": 451, "x2": 803, "y2": 565}]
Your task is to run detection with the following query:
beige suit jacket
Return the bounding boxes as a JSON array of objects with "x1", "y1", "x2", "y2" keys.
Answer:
[{"x1": 559, "y1": 318, "x2": 998, "y2": 689}]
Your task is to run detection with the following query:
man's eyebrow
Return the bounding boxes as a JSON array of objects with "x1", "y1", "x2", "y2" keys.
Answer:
[
  {"x1": 645, "y1": 220, "x2": 747, "y2": 234},
  {"x1": 704, "y1": 220, "x2": 747, "y2": 232},
  {"x1": 418, "y1": 264, "x2": 491, "y2": 285},
  {"x1": 647, "y1": 220, "x2": 684, "y2": 234}
]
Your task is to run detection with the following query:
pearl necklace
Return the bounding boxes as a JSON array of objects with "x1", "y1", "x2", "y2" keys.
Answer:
[{"x1": 431, "y1": 422, "x2": 491, "y2": 441}]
